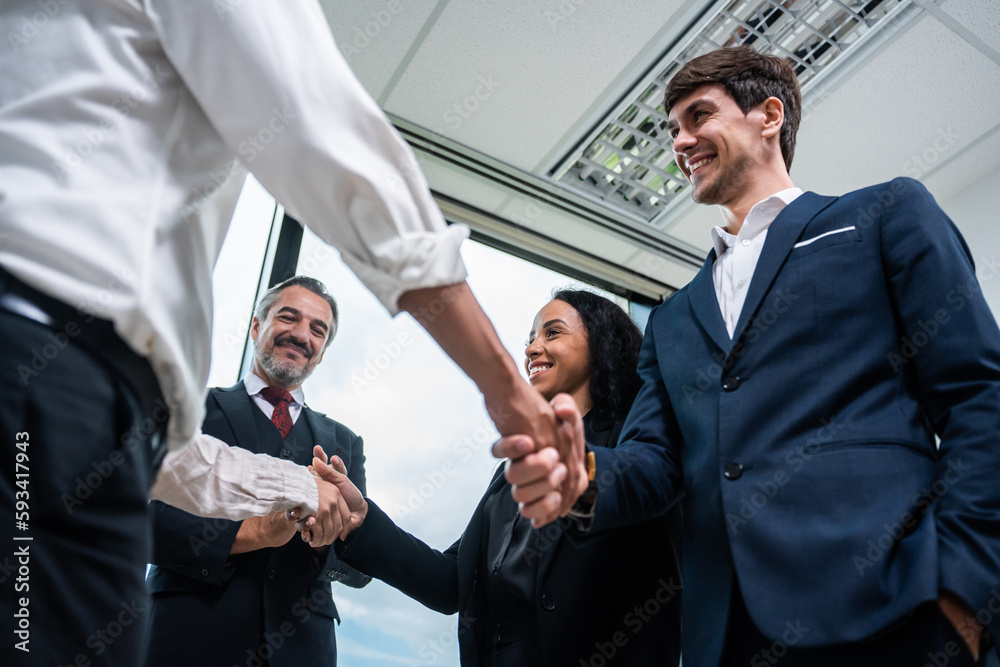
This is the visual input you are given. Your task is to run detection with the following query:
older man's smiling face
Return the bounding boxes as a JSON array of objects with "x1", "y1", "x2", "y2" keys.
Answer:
[{"x1": 250, "y1": 285, "x2": 333, "y2": 389}]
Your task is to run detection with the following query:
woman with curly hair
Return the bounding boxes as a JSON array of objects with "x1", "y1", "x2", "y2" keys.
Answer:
[{"x1": 319, "y1": 289, "x2": 682, "y2": 667}]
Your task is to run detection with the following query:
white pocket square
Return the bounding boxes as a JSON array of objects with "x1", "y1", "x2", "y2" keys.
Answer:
[{"x1": 794, "y1": 226, "x2": 856, "y2": 249}]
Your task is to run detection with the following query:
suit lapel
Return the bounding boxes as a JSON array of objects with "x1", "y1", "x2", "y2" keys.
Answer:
[
  {"x1": 688, "y1": 251, "x2": 732, "y2": 353},
  {"x1": 484, "y1": 465, "x2": 508, "y2": 497},
  {"x1": 301, "y1": 407, "x2": 340, "y2": 463},
  {"x1": 213, "y1": 382, "x2": 263, "y2": 454},
  {"x1": 731, "y1": 192, "x2": 838, "y2": 342}
]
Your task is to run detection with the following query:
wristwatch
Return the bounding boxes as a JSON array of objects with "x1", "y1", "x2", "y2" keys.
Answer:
[{"x1": 567, "y1": 447, "x2": 598, "y2": 531}]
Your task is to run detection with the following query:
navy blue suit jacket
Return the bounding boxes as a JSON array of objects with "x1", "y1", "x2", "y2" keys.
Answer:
[
  {"x1": 588, "y1": 178, "x2": 1000, "y2": 667},
  {"x1": 146, "y1": 383, "x2": 370, "y2": 667}
]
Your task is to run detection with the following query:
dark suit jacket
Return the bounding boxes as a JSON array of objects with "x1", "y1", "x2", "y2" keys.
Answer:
[
  {"x1": 338, "y1": 413, "x2": 682, "y2": 667},
  {"x1": 145, "y1": 382, "x2": 370, "y2": 667},
  {"x1": 585, "y1": 178, "x2": 1000, "y2": 667}
]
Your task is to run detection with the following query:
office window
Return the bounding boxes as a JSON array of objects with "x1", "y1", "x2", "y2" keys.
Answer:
[{"x1": 207, "y1": 175, "x2": 279, "y2": 387}]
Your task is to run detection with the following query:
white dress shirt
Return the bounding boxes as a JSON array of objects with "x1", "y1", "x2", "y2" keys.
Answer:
[
  {"x1": 244, "y1": 372, "x2": 305, "y2": 425},
  {"x1": 711, "y1": 188, "x2": 803, "y2": 337},
  {"x1": 0, "y1": 1, "x2": 468, "y2": 518}
]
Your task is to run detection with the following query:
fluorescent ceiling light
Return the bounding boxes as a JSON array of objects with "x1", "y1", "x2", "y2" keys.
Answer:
[{"x1": 551, "y1": 0, "x2": 912, "y2": 224}]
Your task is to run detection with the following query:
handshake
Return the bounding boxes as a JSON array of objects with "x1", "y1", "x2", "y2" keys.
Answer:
[
  {"x1": 281, "y1": 393, "x2": 593, "y2": 552},
  {"x1": 239, "y1": 445, "x2": 369, "y2": 551},
  {"x1": 278, "y1": 445, "x2": 369, "y2": 548},
  {"x1": 489, "y1": 393, "x2": 590, "y2": 529}
]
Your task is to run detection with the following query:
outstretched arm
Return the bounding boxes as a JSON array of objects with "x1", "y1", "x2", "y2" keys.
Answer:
[
  {"x1": 399, "y1": 283, "x2": 580, "y2": 516},
  {"x1": 145, "y1": 2, "x2": 579, "y2": 525},
  {"x1": 307, "y1": 447, "x2": 462, "y2": 615},
  {"x1": 151, "y1": 432, "x2": 353, "y2": 547}
]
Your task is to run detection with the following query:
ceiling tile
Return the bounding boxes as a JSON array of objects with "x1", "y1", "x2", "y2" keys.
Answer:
[
  {"x1": 381, "y1": 0, "x2": 690, "y2": 171},
  {"x1": 938, "y1": 0, "x2": 1000, "y2": 55},
  {"x1": 789, "y1": 13, "x2": 1000, "y2": 198},
  {"x1": 924, "y1": 125, "x2": 1000, "y2": 203},
  {"x1": 320, "y1": 0, "x2": 442, "y2": 100}
]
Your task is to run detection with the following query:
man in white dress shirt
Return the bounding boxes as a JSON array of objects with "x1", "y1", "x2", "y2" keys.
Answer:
[{"x1": 0, "y1": 2, "x2": 569, "y2": 665}]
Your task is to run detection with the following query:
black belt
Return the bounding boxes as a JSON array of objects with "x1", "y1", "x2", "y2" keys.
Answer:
[{"x1": 0, "y1": 267, "x2": 168, "y2": 472}]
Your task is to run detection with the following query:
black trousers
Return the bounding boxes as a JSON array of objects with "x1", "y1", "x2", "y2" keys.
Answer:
[
  {"x1": 722, "y1": 582, "x2": 984, "y2": 667},
  {"x1": 0, "y1": 304, "x2": 160, "y2": 666}
]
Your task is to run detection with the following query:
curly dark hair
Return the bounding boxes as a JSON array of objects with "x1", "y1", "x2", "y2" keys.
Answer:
[
  {"x1": 551, "y1": 289, "x2": 643, "y2": 423},
  {"x1": 664, "y1": 45, "x2": 801, "y2": 171}
]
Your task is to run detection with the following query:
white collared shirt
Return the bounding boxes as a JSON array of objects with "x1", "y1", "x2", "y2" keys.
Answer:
[
  {"x1": 0, "y1": 1, "x2": 468, "y2": 518},
  {"x1": 711, "y1": 188, "x2": 803, "y2": 337},
  {"x1": 244, "y1": 372, "x2": 305, "y2": 425}
]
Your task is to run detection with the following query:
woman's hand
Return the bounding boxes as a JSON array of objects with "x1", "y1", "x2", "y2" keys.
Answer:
[{"x1": 300, "y1": 445, "x2": 368, "y2": 543}]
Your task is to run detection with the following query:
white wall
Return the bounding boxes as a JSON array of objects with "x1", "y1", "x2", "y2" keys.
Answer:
[{"x1": 939, "y1": 167, "x2": 1000, "y2": 320}]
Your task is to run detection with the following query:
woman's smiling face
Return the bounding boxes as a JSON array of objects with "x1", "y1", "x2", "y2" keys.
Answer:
[{"x1": 524, "y1": 299, "x2": 591, "y2": 408}]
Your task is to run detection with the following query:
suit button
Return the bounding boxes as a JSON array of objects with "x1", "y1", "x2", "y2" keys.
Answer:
[
  {"x1": 201, "y1": 568, "x2": 209, "y2": 577},
  {"x1": 267, "y1": 569, "x2": 276, "y2": 579},
  {"x1": 722, "y1": 376, "x2": 741, "y2": 391},
  {"x1": 541, "y1": 595, "x2": 555, "y2": 611},
  {"x1": 724, "y1": 463, "x2": 744, "y2": 480},
  {"x1": 280, "y1": 448, "x2": 292, "y2": 458}
]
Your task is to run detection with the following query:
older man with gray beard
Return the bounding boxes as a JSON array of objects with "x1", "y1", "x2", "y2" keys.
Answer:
[{"x1": 144, "y1": 276, "x2": 370, "y2": 667}]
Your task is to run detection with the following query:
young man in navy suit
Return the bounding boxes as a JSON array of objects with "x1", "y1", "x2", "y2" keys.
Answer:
[
  {"x1": 145, "y1": 277, "x2": 369, "y2": 667},
  {"x1": 500, "y1": 46, "x2": 1000, "y2": 666}
]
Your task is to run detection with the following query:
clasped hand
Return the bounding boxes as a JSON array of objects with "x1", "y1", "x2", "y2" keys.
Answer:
[
  {"x1": 291, "y1": 392, "x2": 588, "y2": 540},
  {"x1": 287, "y1": 445, "x2": 367, "y2": 548},
  {"x1": 492, "y1": 393, "x2": 589, "y2": 528}
]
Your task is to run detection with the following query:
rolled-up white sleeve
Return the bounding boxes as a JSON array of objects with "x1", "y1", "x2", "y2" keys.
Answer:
[
  {"x1": 146, "y1": 0, "x2": 468, "y2": 314},
  {"x1": 150, "y1": 432, "x2": 319, "y2": 519}
]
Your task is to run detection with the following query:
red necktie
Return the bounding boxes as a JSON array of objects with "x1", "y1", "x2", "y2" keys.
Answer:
[{"x1": 260, "y1": 387, "x2": 294, "y2": 440}]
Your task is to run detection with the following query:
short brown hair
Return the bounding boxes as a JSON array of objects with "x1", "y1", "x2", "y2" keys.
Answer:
[{"x1": 665, "y1": 46, "x2": 801, "y2": 171}]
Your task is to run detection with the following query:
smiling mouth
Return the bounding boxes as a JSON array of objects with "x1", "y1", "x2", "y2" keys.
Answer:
[
  {"x1": 528, "y1": 363, "x2": 552, "y2": 378},
  {"x1": 276, "y1": 339, "x2": 311, "y2": 359},
  {"x1": 688, "y1": 156, "x2": 715, "y2": 174}
]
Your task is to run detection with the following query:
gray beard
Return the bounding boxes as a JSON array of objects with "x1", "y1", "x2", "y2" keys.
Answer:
[{"x1": 256, "y1": 347, "x2": 313, "y2": 387}]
